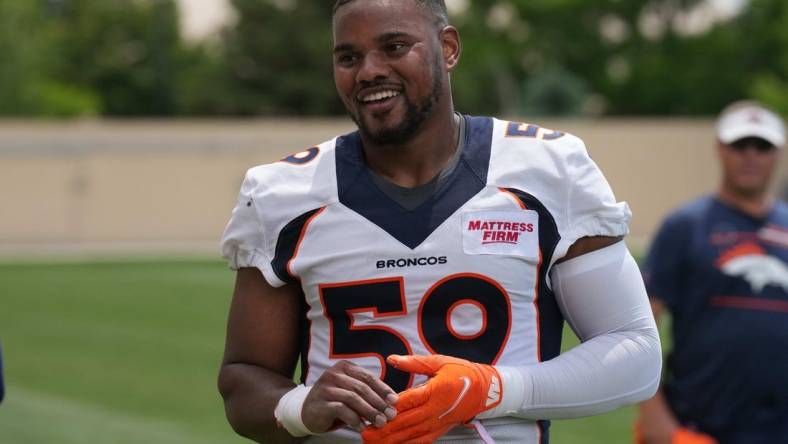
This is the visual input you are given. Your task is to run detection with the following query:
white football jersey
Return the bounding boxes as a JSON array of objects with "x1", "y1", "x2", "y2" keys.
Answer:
[{"x1": 221, "y1": 116, "x2": 630, "y2": 443}]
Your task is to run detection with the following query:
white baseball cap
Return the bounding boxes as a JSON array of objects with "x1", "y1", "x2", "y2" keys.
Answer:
[{"x1": 716, "y1": 101, "x2": 786, "y2": 148}]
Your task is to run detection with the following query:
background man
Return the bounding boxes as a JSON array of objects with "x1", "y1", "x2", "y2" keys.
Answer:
[
  {"x1": 638, "y1": 101, "x2": 788, "y2": 444},
  {"x1": 218, "y1": 1, "x2": 661, "y2": 442}
]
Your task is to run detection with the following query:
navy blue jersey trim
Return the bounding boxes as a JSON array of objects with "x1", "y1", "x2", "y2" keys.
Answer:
[
  {"x1": 335, "y1": 115, "x2": 493, "y2": 249},
  {"x1": 271, "y1": 208, "x2": 323, "y2": 285},
  {"x1": 299, "y1": 295, "x2": 311, "y2": 384},
  {"x1": 537, "y1": 419, "x2": 550, "y2": 444},
  {"x1": 504, "y1": 188, "x2": 563, "y2": 362}
]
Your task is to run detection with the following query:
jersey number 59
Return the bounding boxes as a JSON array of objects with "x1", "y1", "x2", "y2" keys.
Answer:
[{"x1": 319, "y1": 273, "x2": 512, "y2": 393}]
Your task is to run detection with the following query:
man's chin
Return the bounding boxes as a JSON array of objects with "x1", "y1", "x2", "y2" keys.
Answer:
[
  {"x1": 732, "y1": 181, "x2": 769, "y2": 198},
  {"x1": 362, "y1": 125, "x2": 414, "y2": 146},
  {"x1": 358, "y1": 115, "x2": 413, "y2": 145}
]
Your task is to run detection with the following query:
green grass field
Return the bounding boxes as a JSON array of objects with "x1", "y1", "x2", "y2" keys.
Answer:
[{"x1": 0, "y1": 259, "x2": 636, "y2": 443}]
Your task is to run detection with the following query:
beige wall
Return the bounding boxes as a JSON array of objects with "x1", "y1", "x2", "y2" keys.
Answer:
[{"x1": 1, "y1": 118, "x2": 786, "y2": 257}]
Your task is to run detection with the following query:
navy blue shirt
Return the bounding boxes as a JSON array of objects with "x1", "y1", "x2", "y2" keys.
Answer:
[{"x1": 644, "y1": 196, "x2": 788, "y2": 443}]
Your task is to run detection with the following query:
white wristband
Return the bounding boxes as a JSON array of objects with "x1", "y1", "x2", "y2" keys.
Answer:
[
  {"x1": 476, "y1": 366, "x2": 530, "y2": 419},
  {"x1": 274, "y1": 384, "x2": 313, "y2": 437}
]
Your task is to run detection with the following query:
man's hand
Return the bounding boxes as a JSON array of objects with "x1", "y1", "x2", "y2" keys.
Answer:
[
  {"x1": 301, "y1": 360, "x2": 398, "y2": 434},
  {"x1": 362, "y1": 354, "x2": 501, "y2": 444},
  {"x1": 671, "y1": 428, "x2": 717, "y2": 444},
  {"x1": 635, "y1": 421, "x2": 717, "y2": 444}
]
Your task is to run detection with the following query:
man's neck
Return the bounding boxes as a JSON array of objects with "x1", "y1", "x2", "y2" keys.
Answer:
[
  {"x1": 361, "y1": 110, "x2": 460, "y2": 188},
  {"x1": 716, "y1": 186, "x2": 772, "y2": 218}
]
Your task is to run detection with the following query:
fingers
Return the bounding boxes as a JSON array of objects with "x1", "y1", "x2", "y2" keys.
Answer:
[
  {"x1": 393, "y1": 383, "x2": 431, "y2": 412},
  {"x1": 387, "y1": 354, "x2": 465, "y2": 377},
  {"x1": 362, "y1": 409, "x2": 432, "y2": 443},
  {"x1": 377, "y1": 404, "x2": 433, "y2": 434},
  {"x1": 302, "y1": 361, "x2": 397, "y2": 433},
  {"x1": 325, "y1": 400, "x2": 364, "y2": 432},
  {"x1": 363, "y1": 414, "x2": 452, "y2": 444},
  {"x1": 345, "y1": 360, "x2": 399, "y2": 411},
  {"x1": 387, "y1": 354, "x2": 441, "y2": 376},
  {"x1": 333, "y1": 385, "x2": 391, "y2": 425},
  {"x1": 362, "y1": 389, "x2": 440, "y2": 444}
]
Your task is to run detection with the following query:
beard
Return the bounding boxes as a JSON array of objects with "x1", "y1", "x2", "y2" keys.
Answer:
[{"x1": 349, "y1": 58, "x2": 444, "y2": 146}]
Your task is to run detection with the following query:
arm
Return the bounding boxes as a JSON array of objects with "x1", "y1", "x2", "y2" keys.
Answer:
[
  {"x1": 218, "y1": 268, "x2": 398, "y2": 443},
  {"x1": 218, "y1": 267, "x2": 304, "y2": 444},
  {"x1": 363, "y1": 237, "x2": 662, "y2": 443},
  {"x1": 636, "y1": 301, "x2": 716, "y2": 444},
  {"x1": 635, "y1": 212, "x2": 716, "y2": 444},
  {"x1": 484, "y1": 236, "x2": 662, "y2": 419},
  {"x1": 636, "y1": 300, "x2": 680, "y2": 444}
]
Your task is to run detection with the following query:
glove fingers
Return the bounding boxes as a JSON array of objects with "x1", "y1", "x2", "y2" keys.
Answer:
[
  {"x1": 387, "y1": 354, "x2": 443, "y2": 376},
  {"x1": 362, "y1": 404, "x2": 433, "y2": 442},
  {"x1": 394, "y1": 383, "x2": 432, "y2": 412},
  {"x1": 364, "y1": 415, "x2": 438, "y2": 444}
]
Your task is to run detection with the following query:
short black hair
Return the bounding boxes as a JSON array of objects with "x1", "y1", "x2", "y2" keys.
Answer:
[{"x1": 333, "y1": 0, "x2": 449, "y2": 29}]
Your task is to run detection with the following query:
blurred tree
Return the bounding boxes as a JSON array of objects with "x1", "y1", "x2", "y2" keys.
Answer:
[
  {"x1": 211, "y1": 0, "x2": 344, "y2": 115},
  {"x1": 451, "y1": 0, "x2": 721, "y2": 116},
  {"x1": 2, "y1": 0, "x2": 786, "y2": 117},
  {"x1": 0, "y1": 0, "x2": 184, "y2": 116},
  {"x1": 746, "y1": 0, "x2": 788, "y2": 115},
  {"x1": 157, "y1": 0, "x2": 788, "y2": 117},
  {"x1": 0, "y1": 0, "x2": 99, "y2": 115},
  {"x1": 49, "y1": 0, "x2": 182, "y2": 115}
]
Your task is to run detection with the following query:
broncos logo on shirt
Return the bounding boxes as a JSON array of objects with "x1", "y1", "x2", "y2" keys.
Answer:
[{"x1": 717, "y1": 242, "x2": 788, "y2": 293}]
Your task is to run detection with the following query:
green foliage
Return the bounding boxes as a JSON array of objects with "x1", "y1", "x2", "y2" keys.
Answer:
[
  {"x1": 747, "y1": 0, "x2": 788, "y2": 115},
  {"x1": 26, "y1": 81, "x2": 102, "y2": 117},
  {"x1": 752, "y1": 75, "x2": 788, "y2": 115},
  {"x1": 1, "y1": 0, "x2": 787, "y2": 117},
  {"x1": 0, "y1": 0, "x2": 183, "y2": 116},
  {"x1": 0, "y1": 0, "x2": 94, "y2": 116},
  {"x1": 214, "y1": 0, "x2": 344, "y2": 115},
  {"x1": 49, "y1": 0, "x2": 182, "y2": 115}
]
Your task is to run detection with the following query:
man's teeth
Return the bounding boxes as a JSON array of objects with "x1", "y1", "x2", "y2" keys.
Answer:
[{"x1": 362, "y1": 90, "x2": 400, "y2": 103}]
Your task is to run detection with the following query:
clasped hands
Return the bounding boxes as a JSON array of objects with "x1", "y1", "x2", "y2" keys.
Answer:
[
  {"x1": 362, "y1": 354, "x2": 502, "y2": 443},
  {"x1": 300, "y1": 354, "x2": 501, "y2": 443}
]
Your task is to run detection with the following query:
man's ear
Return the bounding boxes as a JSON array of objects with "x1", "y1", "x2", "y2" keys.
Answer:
[{"x1": 440, "y1": 26, "x2": 461, "y2": 72}]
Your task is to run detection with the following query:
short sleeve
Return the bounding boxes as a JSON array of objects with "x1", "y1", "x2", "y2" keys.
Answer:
[
  {"x1": 555, "y1": 137, "x2": 631, "y2": 262},
  {"x1": 220, "y1": 171, "x2": 284, "y2": 287},
  {"x1": 641, "y1": 213, "x2": 690, "y2": 307}
]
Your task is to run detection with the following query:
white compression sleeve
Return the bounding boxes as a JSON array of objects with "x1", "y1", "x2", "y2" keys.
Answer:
[{"x1": 479, "y1": 241, "x2": 661, "y2": 419}]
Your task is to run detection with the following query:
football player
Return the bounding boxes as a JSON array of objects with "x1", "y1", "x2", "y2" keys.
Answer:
[
  {"x1": 218, "y1": 1, "x2": 661, "y2": 443},
  {"x1": 637, "y1": 101, "x2": 788, "y2": 444}
]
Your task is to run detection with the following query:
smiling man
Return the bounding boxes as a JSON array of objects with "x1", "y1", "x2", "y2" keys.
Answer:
[{"x1": 218, "y1": 1, "x2": 661, "y2": 443}]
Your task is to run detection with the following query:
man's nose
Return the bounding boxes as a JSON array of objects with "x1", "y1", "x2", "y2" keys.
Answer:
[{"x1": 357, "y1": 51, "x2": 390, "y2": 83}]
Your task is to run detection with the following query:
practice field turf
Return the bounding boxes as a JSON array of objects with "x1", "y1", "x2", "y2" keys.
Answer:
[{"x1": 0, "y1": 260, "x2": 636, "y2": 443}]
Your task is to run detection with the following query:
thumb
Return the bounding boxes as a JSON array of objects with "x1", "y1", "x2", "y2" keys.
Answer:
[{"x1": 387, "y1": 354, "x2": 450, "y2": 376}]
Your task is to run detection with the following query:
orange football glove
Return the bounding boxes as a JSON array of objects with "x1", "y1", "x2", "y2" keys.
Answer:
[
  {"x1": 673, "y1": 428, "x2": 717, "y2": 444},
  {"x1": 362, "y1": 354, "x2": 502, "y2": 444},
  {"x1": 634, "y1": 422, "x2": 717, "y2": 444}
]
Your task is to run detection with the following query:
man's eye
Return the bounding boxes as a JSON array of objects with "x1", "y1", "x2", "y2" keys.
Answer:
[
  {"x1": 387, "y1": 43, "x2": 407, "y2": 53},
  {"x1": 337, "y1": 54, "x2": 357, "y2": 65}
]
